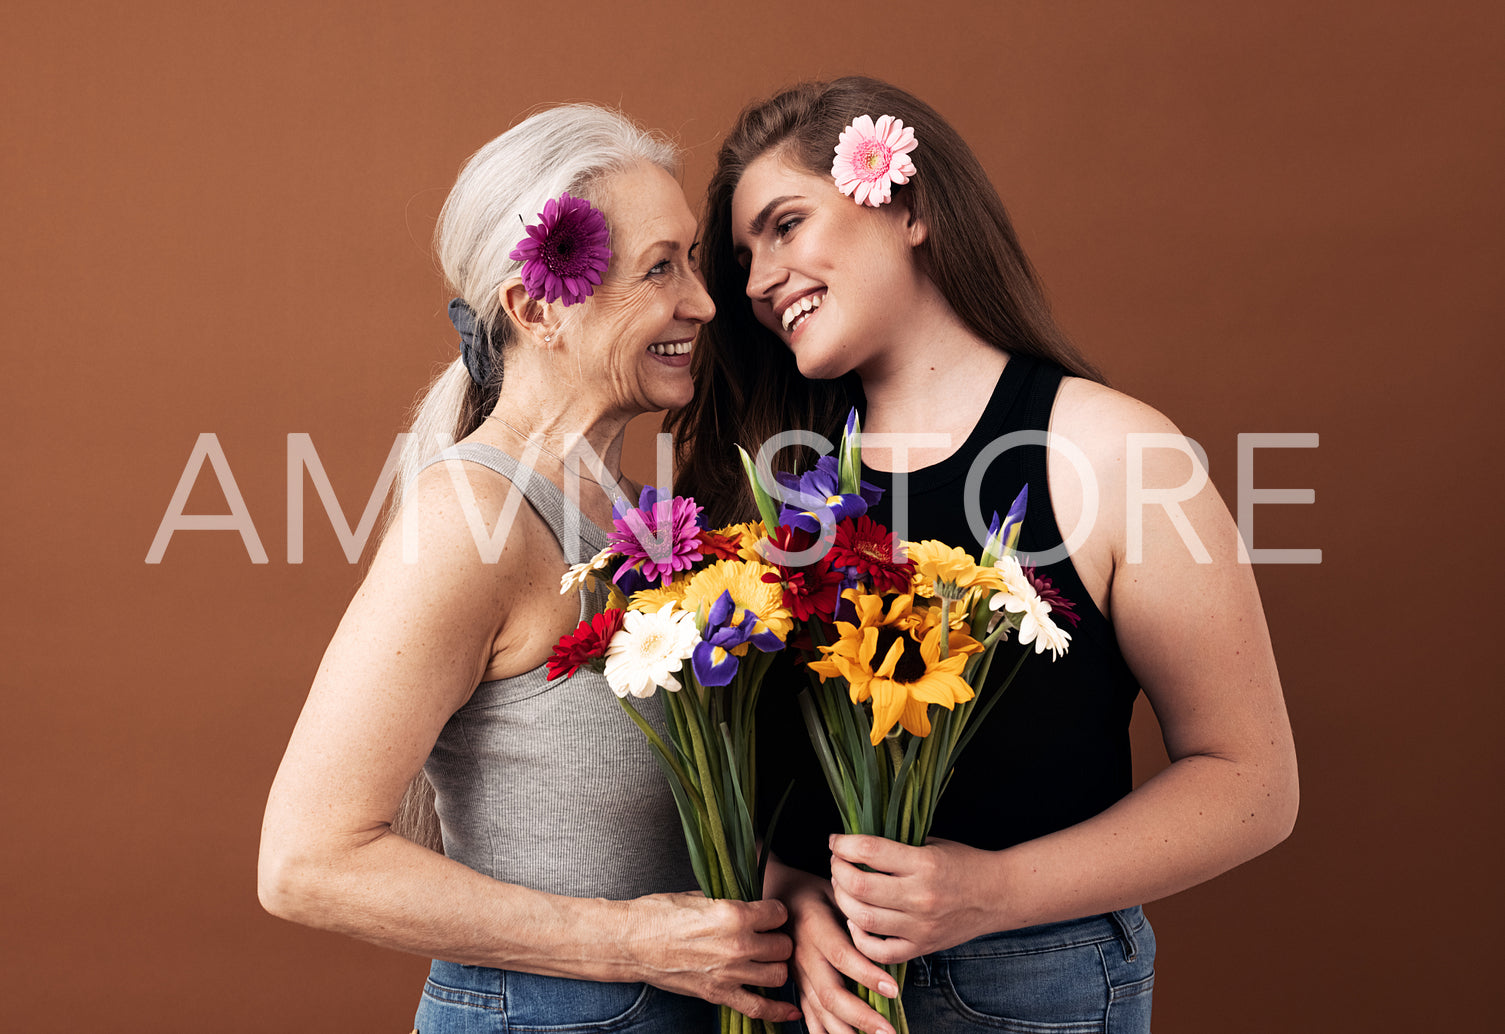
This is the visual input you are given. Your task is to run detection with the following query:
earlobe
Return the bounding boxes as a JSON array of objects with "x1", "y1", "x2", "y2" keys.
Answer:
[{"x1": 499, "y1": 280, "x2": 560, "y2": 345}]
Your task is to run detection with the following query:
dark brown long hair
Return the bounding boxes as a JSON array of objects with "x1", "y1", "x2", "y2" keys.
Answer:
[{"x1": 668, "y1": 76, "x2": 1106, "y2": 526}]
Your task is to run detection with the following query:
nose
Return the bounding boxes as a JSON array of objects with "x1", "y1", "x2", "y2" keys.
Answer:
[
  {"x1": 678, "y1": 269, "x2": 716, "y2": 324},
  {"x1": 744, "y1": 246, "x2": 786, "y2": 302}
]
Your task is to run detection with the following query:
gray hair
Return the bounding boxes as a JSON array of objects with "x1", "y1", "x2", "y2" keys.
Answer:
[{"x1": 395, "y1": 105, "x2": 679, "y2": 513}]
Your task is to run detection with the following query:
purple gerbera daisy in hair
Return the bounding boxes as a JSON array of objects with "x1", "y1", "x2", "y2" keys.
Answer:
[
  {"x1": 508, "y1": 192, "x2": 612, "y2": 306},
  {"x1": 609, "y1": 488, "x2": 706, "y2": 587}
]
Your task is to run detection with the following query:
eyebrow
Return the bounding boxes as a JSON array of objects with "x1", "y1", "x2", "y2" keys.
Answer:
[{"x1": 745, "y1": 195, "x2": 803, "y2": 238}]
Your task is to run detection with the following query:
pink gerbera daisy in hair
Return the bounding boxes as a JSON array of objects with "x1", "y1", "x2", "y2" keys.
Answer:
[
  {"x1": 831, "y1": 114, "x2": 918, "y2": 207},
  {"x1": 508, "y1": 192, "x2": 612, "y2": 306}
]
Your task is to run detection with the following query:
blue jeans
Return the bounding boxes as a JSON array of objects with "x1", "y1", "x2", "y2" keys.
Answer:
[
  {"x1": 413, "y1": 960, "x2": 717, "y2": 1033},
  {"x1": 899, "y1": 907, "x2": 1155, "y2": 1032}
]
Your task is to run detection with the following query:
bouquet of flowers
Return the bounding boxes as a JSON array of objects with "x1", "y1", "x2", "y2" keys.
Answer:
[
  {"x1": 736, "y1": 412, "x2": 1074, "y2": 1034},
  {"x1": 546, "y1": 487, "x2": 791, "y2": 1034}
]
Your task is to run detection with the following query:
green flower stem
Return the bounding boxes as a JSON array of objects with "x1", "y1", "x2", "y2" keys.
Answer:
[
  {"x1": 860, "y1": 963, "x2": 909, "y2": 1034},
  {"x1": 684, "y1": 686, "x2": 740, "y2": 901}
]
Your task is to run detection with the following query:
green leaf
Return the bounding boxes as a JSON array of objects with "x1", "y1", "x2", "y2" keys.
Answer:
[{"x1": 737, "y1": 445, "x2": 783, "y2": 531}]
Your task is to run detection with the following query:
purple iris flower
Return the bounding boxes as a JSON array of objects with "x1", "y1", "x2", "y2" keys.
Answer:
[
  {"x1": 690, "y1": 590, "x2": 785, "y2": 686},
  {"x1": 775, "y1": 455, "x2": 884, "y2": 535},
  {"x1": 984, "y1": 486, "x2": 1029, "y2": 556}
]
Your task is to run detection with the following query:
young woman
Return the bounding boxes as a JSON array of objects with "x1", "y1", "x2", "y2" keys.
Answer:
[
  {"x1": 671, "y1": 77, "x2": 1298, "y2": 1034},
  {"x1": 258, "y1": 105, "x2": 799, "y2": 1033}
]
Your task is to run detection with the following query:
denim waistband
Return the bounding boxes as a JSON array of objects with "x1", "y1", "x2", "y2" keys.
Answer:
[{"x1": 907, "y1": 906, "x2": 1146, "y2": 986}]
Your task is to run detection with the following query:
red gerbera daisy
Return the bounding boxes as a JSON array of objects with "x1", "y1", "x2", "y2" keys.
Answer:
[
  {"x1": 760, "y1": 524, "x2": 843, "y2": 621},
  {"x1": 828, "y1": 515, "x2": 915, "y2": 594},
  {"x1": 697, "y1": 528, "x2": 743, "y2": 561},
  {"x1": 546, "y1": 608, "x2": 627, "y2": 681}
]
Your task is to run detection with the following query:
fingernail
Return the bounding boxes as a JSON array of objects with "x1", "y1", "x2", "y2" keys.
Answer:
[
  {"x1": 829, "y1": 833, "x2": 837, "y2": 849},
  {"x1": 880, "y1": 981, "x2": 898, "y2": 997}
]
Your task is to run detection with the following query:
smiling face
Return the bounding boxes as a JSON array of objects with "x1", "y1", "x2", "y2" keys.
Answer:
[
  {"x1": 730, "y1": 151, "x2": 927, "y2": 381},
  {"x1": 567, "y1": 161, "x2": 713, "y2": 416}
]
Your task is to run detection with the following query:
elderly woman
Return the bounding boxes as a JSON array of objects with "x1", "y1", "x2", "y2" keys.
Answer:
[{"x1": 258, "y1": 105, "x2": 799, "y2": 1033}]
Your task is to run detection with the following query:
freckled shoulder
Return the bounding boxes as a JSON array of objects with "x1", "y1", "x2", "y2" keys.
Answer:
[{"x1": 381, "y1": 460, "x2": 578, "y2": 663}]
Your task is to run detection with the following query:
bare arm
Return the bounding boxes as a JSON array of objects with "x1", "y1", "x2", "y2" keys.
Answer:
[
  {"x1": 258, "y1": 467, "x2": 796, "y2": 1019},
  {"x1": 830, "y1": 385, "x2": 1299, "y2": 963}
]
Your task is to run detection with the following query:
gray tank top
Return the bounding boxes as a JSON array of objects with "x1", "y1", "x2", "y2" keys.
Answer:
[{"x1": 418, "y1": 443, "x2": 697, "y2": 900}]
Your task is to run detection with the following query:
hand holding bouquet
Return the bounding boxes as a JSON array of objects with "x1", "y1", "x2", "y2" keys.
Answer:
[
  {"x1": 547, "y1": 488, "x2": 792, "y2": 1034},
  {"x1": 738, "y1": 412, "x2": 1074, "y2": 1033}
]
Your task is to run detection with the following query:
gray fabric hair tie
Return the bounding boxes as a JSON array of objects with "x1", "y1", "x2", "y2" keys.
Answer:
[{"x1": 448, "y1": 298, "x2": 491, "y2": 387}]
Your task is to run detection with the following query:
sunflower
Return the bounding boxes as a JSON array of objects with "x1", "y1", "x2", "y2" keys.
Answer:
[
  {"x1": 682, "y1": 559, "x2": 793, "y2": 652},
  {"x1": 810, "y1": 592, "x2": 983, "y2": 744}
]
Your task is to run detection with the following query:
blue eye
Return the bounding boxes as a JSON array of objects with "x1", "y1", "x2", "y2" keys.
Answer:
[{"x1": 648, "y1": 259, "x2": 671, "y2": 277}]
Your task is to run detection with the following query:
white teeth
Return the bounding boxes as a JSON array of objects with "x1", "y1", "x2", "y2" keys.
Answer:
[
  {"x1": 780, "y1": 292, "x2": 824, "y2": 332},
  {"x1": 648, "y1": 340, "x2": 692, "y2": 356}
]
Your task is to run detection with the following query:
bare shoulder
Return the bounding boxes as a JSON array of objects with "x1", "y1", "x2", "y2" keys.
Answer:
[
  {"x1": 1051, "y1": 377, "x2": 1184, "y2": 460},
  {"x1": 358, "y1": 459, "x2": 561, "y2": 653},
  {"x1": 390, "y1": 458, "x2": 553, "y2": 572}
]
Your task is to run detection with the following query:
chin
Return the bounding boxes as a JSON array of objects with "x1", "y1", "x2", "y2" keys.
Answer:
[
  {"x1": 650, "y1": 384, "x2": 695, "y2": 413},
  {"x1": 792, "y1": 350, "x2": 852, "y2": 382}
]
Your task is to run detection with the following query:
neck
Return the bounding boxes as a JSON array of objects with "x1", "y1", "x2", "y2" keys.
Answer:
[
  {"x1": 855, "y1": 291, "x2": 1008, "y2": 472},
  {"x1": 472, "y1": 359, "x2": 633, "y2": 497}
]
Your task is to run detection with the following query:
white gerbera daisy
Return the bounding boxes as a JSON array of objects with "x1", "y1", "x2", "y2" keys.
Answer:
[
  {"x1": 602, "y1": 602, "x2": 700, "y2": 698},
  {"x1": 560, "y1": 544, "x2": 617, "y2": 595},
  {"x1": 989, "y1": 555, "x2": 1034, "y2": 603},
  {"x1": 995, "y1": 581, "x2": 1072, "y2": 661}
]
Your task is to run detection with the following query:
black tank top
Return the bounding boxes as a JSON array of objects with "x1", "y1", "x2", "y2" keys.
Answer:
[{"x1": 756, "y1": 354, "x2": 1142, "y2": 874}]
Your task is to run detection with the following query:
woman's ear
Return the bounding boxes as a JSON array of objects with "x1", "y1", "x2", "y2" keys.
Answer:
[
  {"x1": 901, "y1": 192, "x2": 928, "y2": 248},
  {"x1": 499, "y1": 280, "x2": 561, "y2": 346}
]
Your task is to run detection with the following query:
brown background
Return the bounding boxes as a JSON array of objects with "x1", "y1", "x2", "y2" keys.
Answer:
[{"x1": 3, "y1": 1, "x2": 1500, "y2": 1030}]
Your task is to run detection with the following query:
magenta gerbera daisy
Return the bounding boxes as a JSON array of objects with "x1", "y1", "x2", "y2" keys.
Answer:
[
  {"x1": 608, "y1": 490, "x2": 706, "y2": 587},
  {"x1": 831, "y1": 114, "x2": 918, "y2": 207},
  {"x1": 508, "y1": 191, "x2": 612, "y2": 306}
]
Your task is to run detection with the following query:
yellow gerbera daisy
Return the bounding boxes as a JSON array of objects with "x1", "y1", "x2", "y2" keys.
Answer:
[
  {"x1": 629, "y1": 575, "x2": 691, "y2": 613},
  {"x1": 681, "y1": 558, "x2": 793, "y2": 652},
  {"x1": 810, "y1": 593, "x2": 983, "y2": 744},
  {"x1": 905, "y1": 540, "x2": 1004, "y2": 601}
]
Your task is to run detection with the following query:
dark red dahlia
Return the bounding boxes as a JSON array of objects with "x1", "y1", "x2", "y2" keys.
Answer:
[{"x1": 1023, "y1": 565, "x2": 1082, "y2": 628}]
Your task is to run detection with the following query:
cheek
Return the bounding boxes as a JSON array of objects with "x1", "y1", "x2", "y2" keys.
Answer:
[{"x1": 592, "y1": 281, "x2": 665, "y2": 344}]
